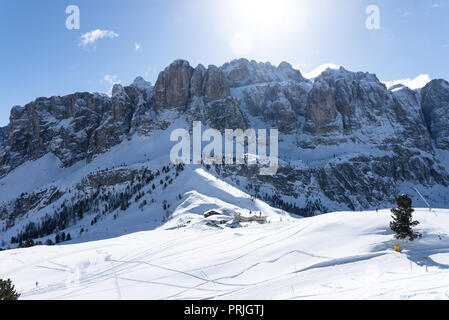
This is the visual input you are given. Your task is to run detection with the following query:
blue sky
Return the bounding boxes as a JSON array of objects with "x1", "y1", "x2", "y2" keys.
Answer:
[{"x1": 0, "y1": 0, "x2": 447, "y2": 126}]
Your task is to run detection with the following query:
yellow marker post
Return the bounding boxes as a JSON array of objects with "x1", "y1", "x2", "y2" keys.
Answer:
[{"x1": 395, "y1": 243, "x2": 401, "y2": 252}]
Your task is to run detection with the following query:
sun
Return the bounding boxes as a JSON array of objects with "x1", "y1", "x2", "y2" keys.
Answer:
[{"x1": 225, "y1": 0, "x2": 307, "y2": 57}]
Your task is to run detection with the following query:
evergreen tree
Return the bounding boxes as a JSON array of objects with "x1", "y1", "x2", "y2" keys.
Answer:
[
  {"x1": 23, "y1": 238, "x2": 35, "y2": 248},
  {"x1": 0, "y1": 279, "x2": 20, "y2": 300},
  {"x1": 390, "y1": 194, "x2": 421, "y2": 241}
]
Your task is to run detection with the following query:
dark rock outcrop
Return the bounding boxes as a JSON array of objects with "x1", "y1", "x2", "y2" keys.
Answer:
[
  {"x1": 153, "y1": 60, "x2": 194, "y2": 111},
  {"x1": 0, "y1": 78, "x2": 153, "y2": 176},
  {"x1": 421, "y1": 79, "x2": 449, "y2": 150},
  {"x1": 221, "y1": 58, "x2": 307, "y2": 88},
  {"x1": 0, "y1": 126, "x2": 8, "y2": 146}
]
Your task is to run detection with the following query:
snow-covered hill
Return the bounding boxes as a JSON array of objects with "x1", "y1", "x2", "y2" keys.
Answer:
[
  {"x1": 0, "y1": 122, "x2": 290, "y2": 247},
  {"x1": 1, "y1": 208, "x2": 448, "y2": 300}
]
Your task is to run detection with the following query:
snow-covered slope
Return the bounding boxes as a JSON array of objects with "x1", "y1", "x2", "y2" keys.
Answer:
[
  {"x1": 0, "y1": 124, "x2": 288, "y2": 247},
  {"x1": 1, "y1": 208, "x2": 448, "y2": 300}
]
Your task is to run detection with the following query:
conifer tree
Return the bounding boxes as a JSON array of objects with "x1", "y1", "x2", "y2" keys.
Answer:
[
  {"x1": 0, "y1": 279, "x2": 20, "y2": 300},
  {"x1": 390, "y1": 194, "x2": 421, "y2": 241}
]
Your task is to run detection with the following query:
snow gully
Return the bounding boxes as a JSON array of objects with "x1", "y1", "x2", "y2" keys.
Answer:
[{"x1": 170, "y1": 121, "x2": 279, "y2": 175}]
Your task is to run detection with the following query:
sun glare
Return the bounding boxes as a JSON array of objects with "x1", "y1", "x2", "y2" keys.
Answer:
[
  {"x1": 230, "y1": 33, "x2": 253, "y2": 57},
  {"x1": 225, "y1": 0, "x2": 307, "y2": 56},
  {"x1": 238, "y1": 0, "x2": 284, "y2": 26},
  {"x1": 230, "y1": 0, "x2": 305, "y2": 32}
]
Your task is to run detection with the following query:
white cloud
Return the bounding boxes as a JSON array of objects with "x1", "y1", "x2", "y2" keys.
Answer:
[
  {"x1": 100, "y1": 74, "x2": 121, "y2": 95},
  {"x1": 431, "y1": 3, "x2": 440, "y2": 8},
  {"x1": 79, "y1": 29, "x2": 119, "y2": 50},
  {"x1": 101, "y1": 74, "x2": 120, "y2": 85},
  {"x1": 303, "y1": 63, "x2": 340, "y2": 79},
  {"x1": 135, "y1": 43, "x2": 141, "y2": 51},
  {"x1": 383, "y1": 74, "x2": 431, "y2": 90}
]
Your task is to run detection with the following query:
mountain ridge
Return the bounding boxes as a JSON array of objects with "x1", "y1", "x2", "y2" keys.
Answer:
[{"x1": 1, "y1": 58, "x2": 448, "y2": 248}]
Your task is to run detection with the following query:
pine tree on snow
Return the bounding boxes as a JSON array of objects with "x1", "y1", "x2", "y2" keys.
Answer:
[{"x1": 390, "y1": 194, "x2": 421, "y2": 241}]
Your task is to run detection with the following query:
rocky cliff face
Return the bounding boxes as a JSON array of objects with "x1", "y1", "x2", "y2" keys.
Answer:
[
  {"x1": 301, "y1": 68, "x2": 434, "y2": 151},
  {"x1": 154, "y1": 60, "x2": 194, "y2": 111},
  {"x1": 0, "y1": 58, "x2": 448, "y2": 214},
  {"x1": 421, "y1": 79, "x2": 449, "y2": 150},
  {"x1": 0, "y1": 126, "x2": 8, "y2": 146},
  {"x1": 0, "y1": 78, "x2": 153, "y2": 177},
  {"x1": 221, "y1": 59, "x2": 307, "y2": 87},
  {"x1": 1, "y1": 92, "x2": 107, "y2": 176}
]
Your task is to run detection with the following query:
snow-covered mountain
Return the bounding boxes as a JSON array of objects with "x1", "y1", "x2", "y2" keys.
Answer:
[{"x1": 0, "y1": 58, "x2": 449, "y2": 248}]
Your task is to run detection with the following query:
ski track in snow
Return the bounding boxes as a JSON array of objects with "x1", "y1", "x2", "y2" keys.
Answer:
[{"x1": 1, "y1": 209, "x2": 449, "y2": 300}]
